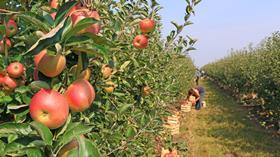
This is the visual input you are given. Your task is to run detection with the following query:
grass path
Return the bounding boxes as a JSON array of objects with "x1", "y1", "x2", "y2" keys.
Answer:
[{"x1": 179, "y1": 79, "x2": 280, "y2": 157}]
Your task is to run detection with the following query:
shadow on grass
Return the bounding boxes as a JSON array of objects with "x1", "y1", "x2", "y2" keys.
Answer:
[{"x1": 202, "y1": 80, "x2": 280, "y2": 157}]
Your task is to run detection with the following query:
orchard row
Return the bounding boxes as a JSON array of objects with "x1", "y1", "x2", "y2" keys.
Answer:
[{"x1": 202, "y1": 32, "x2": 280, "y2": 130}]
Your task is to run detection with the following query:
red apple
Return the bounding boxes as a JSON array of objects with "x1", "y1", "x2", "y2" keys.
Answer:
[
  {"x1": 67, "y1": 4, "x2": 82, "y2": 16},
  {"x1": 50, "y1": 0, "x2": 59, "y2": 9},
  {"x1": 85, "y1": 23, "x2": 101, "y2": 34},
  {"x1": 5, "y1": 19, "x2": 18, "y2": 37},
  {"x1": 101, "y1": 65, "x2": 112, "y2": 78},
  {"x1": 139, "y1": 18, "x2": 155, "y2": 33},
  {"x1": 78, "y1": 68, "x2": 91, "y2": 80},
  {"x1": 71, "y1": 9, "x2": 101, "y2": 35},
  {"x1": 50, "y1": 12, "x2": 57, "y2": 20},
  {"x1": 29, "y1": 89, "x2": 69, "y2": 129},
  {"x1": 164, "y1": 153, "x2": 177, "y2": 157},
  {"x1": 34, "y1": 49, "x2": 47, "y2": 67},
  {"x1": 71, "y1": 11, "x2": 86, "y2": 26},
  {"x1": 65, "y1": 79, "x2": 95, "y2": 112},
  {"x1": 37, "y1": 53, "x2": 66, "y2": 77},
  {"x1": 0, "y1": 74, "x2": 5, "y2": 84},
  {"x1": 6, "y1": 62, "x2": 25, "y2": 78},
  {"x1": 3, "y1": 75, "x2": 17, "y2": 89},
  {"x1": 0, "y1": 38, "x2": 12, "y2": 53},
  {"x1": 85, "y1": 10, "x2": 101, "y2": 34},
  {"x1": 86, "y1": 10, "x2": 100, "y2": 20},
  {"x1": 133, "y1": 35, "x2": 149, "y2": 49},
  {"x1": 103, "y1": 81, "x2": 115, "y2": 93},
  {"x1": 142, "y1": 86, "x2": 151, "y2": 96}
]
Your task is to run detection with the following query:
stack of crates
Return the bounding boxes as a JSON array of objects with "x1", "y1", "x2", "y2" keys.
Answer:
[
  {"x1": 181, "y1": 100, "x2": 192, "y2": 113},
  {"x1": 163, "y1": 114, "x2": 180, "y2": 135}
]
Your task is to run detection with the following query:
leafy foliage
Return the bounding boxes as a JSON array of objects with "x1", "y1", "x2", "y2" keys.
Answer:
[{"x1": 0, "y1": 0, "x2": 200, "y2": 156}]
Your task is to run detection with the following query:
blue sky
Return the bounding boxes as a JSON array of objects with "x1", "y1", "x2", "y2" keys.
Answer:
[{"x1": 157, "y1": 0, "x2": 280, "y2": 67}]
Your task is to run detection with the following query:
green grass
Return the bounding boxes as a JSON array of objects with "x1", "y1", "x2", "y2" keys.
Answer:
[{"x1": 179, "y1": 79, "x2": 280, "y2": 157}]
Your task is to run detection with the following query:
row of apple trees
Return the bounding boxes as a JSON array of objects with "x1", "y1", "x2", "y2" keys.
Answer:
[
  {"x1": 0, "y1": 0, "x2": 200, "y2": 156},
  {"x1": 202, "y1": 32, "x2": 280, "y2": 131}
]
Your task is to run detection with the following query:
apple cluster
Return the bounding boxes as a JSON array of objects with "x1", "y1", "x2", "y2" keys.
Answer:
[
  {"x1": 27, "y1": 1, "x2": 104, "y2": 130},
  {"x1": 0, "y1": 62, "x2": 26, "y2": 93},
  {"x1": 133, "y1": 18, "x2": 156, "y2": 49},
  {"x1": 50, "y1": 0, "x2": 101, "y2": 35},
  {"x1": 29, "y1": 79, "x2": 95, "y2": 129},
  {"x1": 31, "y1": 49, "x2": 96, "y2": 129},
  {"x1": 0, "y1": 19, "x2": 18, "y2": 53}
]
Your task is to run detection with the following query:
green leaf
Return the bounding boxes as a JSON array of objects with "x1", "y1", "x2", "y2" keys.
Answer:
[
  {"x1": 75, "y1": 52, "x2": 88, "y2": 78},
  {"x1": 43, "y1": 13, "x2": 55, "y2": 26},
  {"x1": 0, "y1": 123, "x2": 32, "y2": 136},
  {"x1": 85, "y1": 33, "x2": 114, "y2": 47},
  {"x1": 29, "y1": 81, "x2": 51, "y2": 92},
  {"x1": 77, "y1": 137, "x2": 101, "y2": 157},
  {"x1": 7, "y1": 104, "x2": 28, "y2": 114},
  {"x1": 5, "y1": 137, "x2": 45, "y2": 155},
  {"x1": 194, "y1": 0, "x2": 202, "y2": 6},
  {"x1": 125, "y1": 126, "x2": 136, "y2": 138},
  {"x1": 26, "y1": 148, "x2": 45, "y2": 157},
  {"x1": 62, "y1": 18, "x2": 98, "y2": 41},
  {"x1": 186, "y1": 5, "x2": 193, "y2": 15},
  {"x1": 24, "y1": 18, "x2": 68, "y2": 55},
  {"x1": 71, "y1": 47, "x2": 101, "y2": 57},
  {"x1": 0, "y1": 92, "x2": 13, "y2": 104},
  {"x1": 56, "y1": 114, "x2": 72, "y2": 139},
  {"x1": 19, "y1": 12, "x2": 51, "y2": 32},
  {"x1": 184, "y1": 21, "x2": 193, "y2": 26},
  {"x1": 0, "y1": 140, "x2": 5, "y2": 155},
  {"x1": 57, "y1": 123, "x2": 93, "y2": 148},
  {"x1": 22, "y1": 93, "x2": 31, "y2": 104},
  {"x1": 151, "y1": 0, "x2": 160, "y2": 8},
  {"x1": 171, "y1": 21, "x2": 180, "y2": 30},
  {"x1": 15, "y1": 86, "x2": 31, "y2": 94},
  {"x1": 0, "y1": 25, "x2": 6, "y2": 35},
  {"x1": 119, "y1": 61, "x2": 131, "y2": 72},
  {"x1": 80, "y1": 52, "x2": 89, "y2": 71},
  {"x1": 118, "y1": 104, "x2": 132, "y2": 114},
  {"x1": 65, "y1": 36, "x2": 91, "y2": 46},
  {"x1": 13, "y1": 109, "x2": 29, "y2": 123},
  {"x1": 65, "y1": 147, "x2": 79, "y2": 157},
  {"x1": 186, "y1": 47, "x2": 196, "y2": 51},
  {"x1": 30, "y1": 121, "x2": 53, "y2": 146},
  {"x1": 54, "y1": 1, "x2": 78, "y2": 26},
  {"x1": 140, "y1": 115, "x2": 147, "y2": 126}
]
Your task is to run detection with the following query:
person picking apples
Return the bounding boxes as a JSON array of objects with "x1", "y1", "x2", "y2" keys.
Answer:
[
  {"x1": 195, "y1": 85, "x2": 206, "y2": 109},
  {"x1": 187, "y1": 86, "x2": 205, "y2": 110}
]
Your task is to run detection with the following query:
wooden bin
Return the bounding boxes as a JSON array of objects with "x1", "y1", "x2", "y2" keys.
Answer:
[
  {"x1": 181, "y1": 101, "x2": 192, "y2": 112},
  {"x1": 163, "y1": 114, "x2": 180, "y2": 135}
]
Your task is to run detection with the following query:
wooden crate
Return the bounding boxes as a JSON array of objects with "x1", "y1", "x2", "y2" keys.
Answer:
[{"x1": 181, "y1": 103, "x2": 191, "y2": 112}]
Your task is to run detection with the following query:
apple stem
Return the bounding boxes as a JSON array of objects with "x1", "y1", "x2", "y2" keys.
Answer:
[
  {"x1": 55, "y1": 43, "x2": 62, "y2": 55},
  {"x1": 4, "y1": 37, "x2": 8, "y2": 65},
  {"x1": 0, "y1": 9, "x2": 19, "y2": 15},
  {"x1": 75, "y1": 53, "x2": 83, "y2": 79}
]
